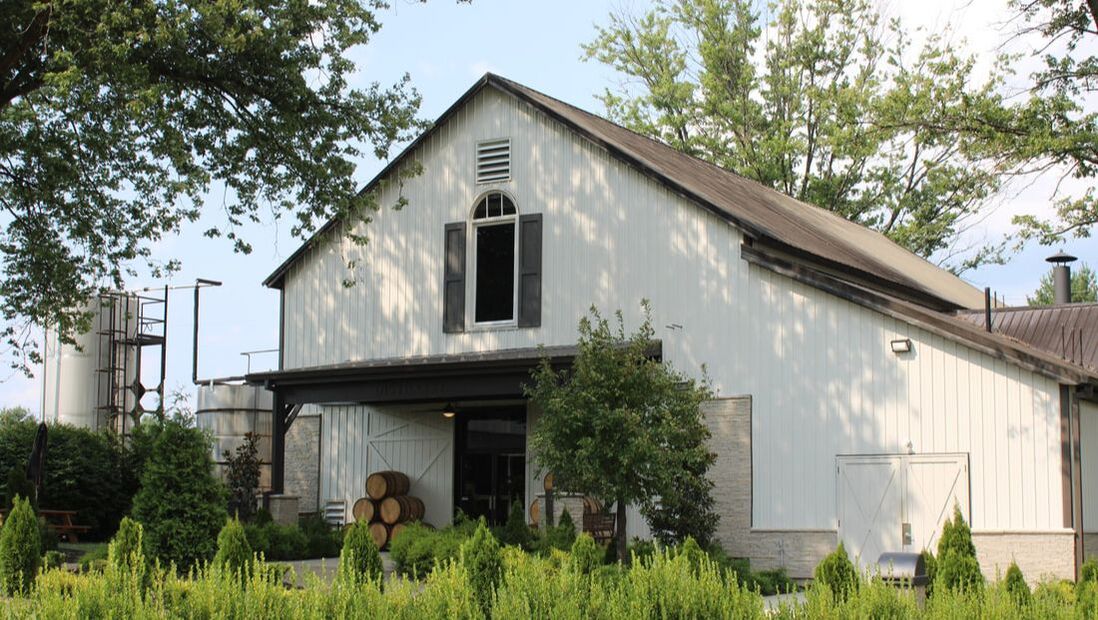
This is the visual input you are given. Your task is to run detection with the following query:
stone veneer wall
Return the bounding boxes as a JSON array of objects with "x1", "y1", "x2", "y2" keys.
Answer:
[
  {"x1": 703, "y1": 398, "x2": 1078, "y2": 582},
  {"x1": 284, "y1": 414, "x2": 321, "y2": 514},
  {"x1": 972, "y1": 531, "x2": 1075, "y2": 583},
  {"x1": 704, "y1": 398, "x2": 835, "y2": 579}
]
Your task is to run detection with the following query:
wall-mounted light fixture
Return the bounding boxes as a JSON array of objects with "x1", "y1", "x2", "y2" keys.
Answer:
[
  {"x1": 890, "y1": 338, "x2": 913, "y2": 354},
  {"x1": 442, "y1": 403, "x2": 457, "y2": 418}
]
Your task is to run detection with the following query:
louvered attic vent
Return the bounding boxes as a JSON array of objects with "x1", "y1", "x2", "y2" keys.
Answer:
[{"x1": 476, "y1": 138, "x2": 511, "y2": 184}]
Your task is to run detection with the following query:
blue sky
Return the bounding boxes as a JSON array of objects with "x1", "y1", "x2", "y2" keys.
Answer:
[{"x1": 2, "y1": 0, "x2": 1094, "y2": 413}]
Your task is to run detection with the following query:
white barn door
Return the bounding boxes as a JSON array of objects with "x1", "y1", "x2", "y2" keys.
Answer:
[
  {"x1": 365, "y1": 409, "x2": 454, "y2": 528},
  {"x1": 837, "y1": 457, "x2": 903, "y2": 566},
  {"x1": 838, "y1": 454, "x2": 969, "y2": 569}
]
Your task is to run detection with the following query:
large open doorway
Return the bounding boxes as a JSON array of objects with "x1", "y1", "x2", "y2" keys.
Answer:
[{"x1": 454, "y1": 407, "x2": 526, "y2": 525}]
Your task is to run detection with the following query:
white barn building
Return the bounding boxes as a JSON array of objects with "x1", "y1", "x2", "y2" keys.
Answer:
[{"x1": 248, "y1": 74, "x2": 1098, "y2": 580}]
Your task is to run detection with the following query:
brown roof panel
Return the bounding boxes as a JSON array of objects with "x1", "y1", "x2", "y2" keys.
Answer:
[
  {"x1": 956, "y1": 304, "x2": 1098, "y2": 371},
  {"x1": 264, "y1": 74, "x2": 985, "y2": 310}
]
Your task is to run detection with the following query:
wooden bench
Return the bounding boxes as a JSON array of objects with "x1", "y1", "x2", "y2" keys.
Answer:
[
  {"x1": 582, "y1": 513, "x2": 616, "y2": 545},
  {"x1": 1, "y1": 508, "x2": 92, "y2": 543}
]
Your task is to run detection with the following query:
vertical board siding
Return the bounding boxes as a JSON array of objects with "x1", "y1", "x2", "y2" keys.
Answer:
[
  {"x1": 319, "y1": 405, "x2": 453, "y2": 528},
  {"x1": 1081, "y1": 401, "x2": 1098, "y2": 531},
  {"x1": 284, "y1": 88, "x2": 1065, "y2": 533}
]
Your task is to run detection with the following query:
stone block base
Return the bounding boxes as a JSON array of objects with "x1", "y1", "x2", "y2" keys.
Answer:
[
  {"x1": 973, "y1": 531, "x2": 1075, "y2": 583},
  {"x1": 268, "y1": 494, "x2": 300, "y2": 526}
]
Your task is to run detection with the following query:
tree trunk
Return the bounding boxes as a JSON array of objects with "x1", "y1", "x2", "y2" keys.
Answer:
[{"x1": 616, "y1": 498, "x2": 628, "y2": 565}]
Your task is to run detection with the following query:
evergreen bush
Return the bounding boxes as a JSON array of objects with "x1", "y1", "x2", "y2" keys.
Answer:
[
  {"x1": 814, "y1": 542, "x2": 859, "y2": 602},
  {"x1": 569, "y1": 532, "x2": 603, "y2": 575},
  {"x1": 498, "y1": 500, "x2": 534, "y2": 549},
  {"x1": 131, "y1": 419, "x2": 226, "y2": 571},
  {"x1": 5, "y1": 467, "x2": 35, "y2": 511},
  {"x1": 338, "y1": 520, "x2": 384, "y2": 586},
  {"x1": 461, "y1": 519, "x2": 502, "y2": 616},
  {"x1": 934, "y1": 506, "x2": 984, "y2": 593},
  {"x1": 213, "y1": 517, "x2": 253, "y2": 580},
  {"x1": 299, "y1": 513, "x2": 342, "y2": 558},
  {"x1": 541, "y1": 508, "x2": 576, "y2": 553},
  {"x1": 1003, "y1": 561, "x2": 1030, "y2": 606},
  {"x1": 680, "y1": 536, "x2": 707, "y2": 574},
  {"x1": 107, "y1": 517, "x2": 144, "y2": 572},
  {"x1": 0, "y1": 496, "x2": 40, "y2": 594}
]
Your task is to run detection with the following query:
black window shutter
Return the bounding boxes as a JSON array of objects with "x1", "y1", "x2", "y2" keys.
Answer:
[
  {"x1": 443, "y1": 222, "x2": 466, "y2": 333},
  {"x1": 517, "y1": 214, "x2": 542, "y2": 327}
]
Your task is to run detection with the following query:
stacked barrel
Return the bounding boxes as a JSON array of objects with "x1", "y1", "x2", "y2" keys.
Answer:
[{"x1": 351, "y1": 471, "x2": 425, "y2": 550}]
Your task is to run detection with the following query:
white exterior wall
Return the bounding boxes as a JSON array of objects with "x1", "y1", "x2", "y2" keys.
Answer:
[{"x1": 282, "y1": 87, "x2": 1066, "y2": 534}]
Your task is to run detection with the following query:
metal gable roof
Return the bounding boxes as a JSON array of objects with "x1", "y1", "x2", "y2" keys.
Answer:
[
  {"x1": 956, "y1": 304, "x2": 1098, "y2": 372},
  {"x1": 264, "y1": 73, "x2": 983, "y2": 310}
]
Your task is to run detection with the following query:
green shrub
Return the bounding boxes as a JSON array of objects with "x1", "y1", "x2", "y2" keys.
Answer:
[
  {"x1": 570, "y1": 532, "x2": 602, "y2": 575},
  {"x1": 244, "y1": 521, "x2": 311, "y2": 561},
  {"x1": 131, "y1": 419, "x2": 226, "y2": 572},
  {"x1": 750, "y1": 567, "x2": 793, "y2": 596},
  {"x1": 42, "y1": 550, "x2": 65, "y2": 570},
  {"x1": 77, "y1": 544, "x2": 109, "y2": 572},
  {"x1": 934, "y1": 507, "x2": 983, "y2": 594},
  {"x1": 537, "y1": 508, "x2": 576, "y2": 555},
  {"x1": 1081, "y1": 558, "x2": 1098, "y2": 584},
  {"x1": 213, "y1": 517, "x2": 253, "y2": 579},
  {"x1": 107, "y1": 517, "x2": 144, "y2": 572},
  {"x1": 389, "y1": 522, "x2": 470, "y2": 577},
  {"x1": 0, "y1": 496, "x2": 40, "y2": 594},
  {"x1": 5, "y1": 468, "x2": 35, "y2": 511},
  {"x1": 461, "y1": 519, "x2": 502, "y2": 616},
  {"x1": 0, "y1": 420, "x2": 148, "y2": 540},
  {"x1": 339, "y1": 520, "x2": 383, "y2": 586},
  {"x1": 498, "y1": 500, "x2": 534, "y2": 549},
  {"x1": 1002, "y1": 561, "x2": 1030, "y2": 606},
  {"x1": 299, "y1": 513, "x2": 342, "y2": 558},
  {"x1": 680, "y1": 536, "x2": 707, "y2": 574},
  {"x1": 921, "y1": 549, "x2": 938, "y2": 598},
  {"x1": 814, "y1": 542, "x2": 859, "y2": 601}
]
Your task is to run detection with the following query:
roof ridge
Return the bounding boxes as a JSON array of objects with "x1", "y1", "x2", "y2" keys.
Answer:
[{"x1": 486, "y1": 73, "x2": 969, "y2": 293}]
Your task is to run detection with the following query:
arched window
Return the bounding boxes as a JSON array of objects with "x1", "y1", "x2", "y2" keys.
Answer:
[{"x1": 471, "y1": 192, "x2": 518, "y2": 323}]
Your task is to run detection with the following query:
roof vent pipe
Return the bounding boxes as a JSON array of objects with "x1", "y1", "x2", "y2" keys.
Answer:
[{"x1": 1046, "y1": 251, "x2": 1078, "y2": 305}]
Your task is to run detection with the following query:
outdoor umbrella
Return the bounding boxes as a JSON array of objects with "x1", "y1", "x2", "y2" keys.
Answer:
[{"x1": 25, "y1": 421, "x2": 48, "y2": 503}]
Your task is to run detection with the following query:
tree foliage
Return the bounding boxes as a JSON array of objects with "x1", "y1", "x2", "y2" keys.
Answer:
[
  {"x1": 584, "y1": 0, "x2": 1012, "y2": 272},
  {"x1": 0, "y1": 0, "x2": 424, "y2": 372},
  {"x1": 131, "y1": 419, "x2": 226, "y2": 572},
  {"x1": 527, "y1": 302, "x2": 714, "y2": 562},
  {"x1": 1028, "y1": 263, "x2": 1098, "y2": 305},
  {"x1": 999, "y1": 1, "x2": 1098, "y2": 246}
]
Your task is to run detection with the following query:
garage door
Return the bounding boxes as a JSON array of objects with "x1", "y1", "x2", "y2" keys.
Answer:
[{"x1": 837, "y1": 453, "x2": 969, "y2": 568}]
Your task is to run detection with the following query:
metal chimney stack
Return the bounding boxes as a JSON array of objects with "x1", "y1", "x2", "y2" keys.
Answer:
[{"x1": 1046, "y1": 251, "x2": 1078, "y2": 305}]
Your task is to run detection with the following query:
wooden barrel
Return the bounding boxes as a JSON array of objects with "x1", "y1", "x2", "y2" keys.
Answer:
[
  {"x1": 352, "y1": 497, "x2": 377, "y2": 522},
  {"x1": 380, "y1": 495, "x2": 425, "y2": 525},
  {"x1": 529, "y1": 500, "x2": 540, "y2": 526},
  {"x1": 366, "y1": 471, "x2": 410, "y2": 500},
  {"x1": 543, "y1": 472, "x2": 554, "y2": 492},
  {"x1": 368, "y1": 522, "x2": 390, "y2": 549},
  {"x1": 390, "y1": 522, "x2": 408, "y2": 543}
]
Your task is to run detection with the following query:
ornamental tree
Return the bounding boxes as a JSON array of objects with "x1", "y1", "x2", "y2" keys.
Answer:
[
  {"x1": 0, "y1": 0, "x2": 426, "y2": 373},
  {"x1": 526, "y1": 302, "x2": 714, "y2": 563}
]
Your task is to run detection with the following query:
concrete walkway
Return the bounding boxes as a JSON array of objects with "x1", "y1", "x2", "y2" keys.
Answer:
[
  {"x1": 761, "y1": 591, "x2": 806, "y2": 613},
  {"x1": 281, "y1": 552, "x2": 396, "y2": 587}
]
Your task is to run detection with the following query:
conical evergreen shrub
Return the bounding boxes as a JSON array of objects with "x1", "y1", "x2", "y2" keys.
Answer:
[
  {"x1": 0, "y1": 496, "x2": 40, "y2": 594},
  {"x1": 338, "y1": 520, "x2": 383, "y2": 586},
  {"x1": 934, "y1": 506, "x2": 984, "y2": 593},
  {"x1": 570, "y1": 532, "x2": 602, "y2": 575},
  {"x1": 213, "y1": 517, "x2": 253, "y2": 581},
  {"x1": 108, "y1": 517, "x2": 145, "y2": 572},
  {"x1": 1004, "y1": 561, "x2": 1031, "y2": 606},
  {"x1": 461, "y1": 519, "x2": 502, "y2": 616},
  {"x1": 814, "y1": 542, "x2": 859, "y2": 602}
]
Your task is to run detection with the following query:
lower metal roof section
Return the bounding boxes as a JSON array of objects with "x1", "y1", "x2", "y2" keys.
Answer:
[{"x1": 245, "y1": 342, "x2": 662, "y2": 406}]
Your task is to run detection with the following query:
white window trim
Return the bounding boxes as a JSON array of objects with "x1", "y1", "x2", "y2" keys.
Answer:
[{"x1": 469, "y1": 196, "x2": 520, "y2": 329}]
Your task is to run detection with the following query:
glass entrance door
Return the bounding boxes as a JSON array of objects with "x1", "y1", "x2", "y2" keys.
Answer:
[{"x1": 454, "y1": 408, "x2": 526, "y2": 525}]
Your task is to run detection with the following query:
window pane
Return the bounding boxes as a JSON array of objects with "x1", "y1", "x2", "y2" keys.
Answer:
[
  {"x1": 474, "y1": 199, "x2": 488, "y2": 219},
  {"x1": 475, "y1": 223, "x2": 515, "y2": 322}
]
